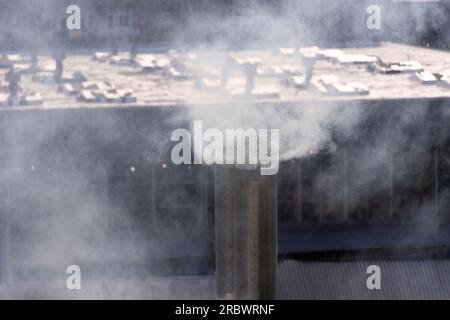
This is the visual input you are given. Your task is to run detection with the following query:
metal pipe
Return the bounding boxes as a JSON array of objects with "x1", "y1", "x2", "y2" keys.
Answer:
[
  {"x1": 220, "y1": 56, "x2": 231, "y2": 89},
  {"x1": 52, "y1": 49, "x2": 66, "y2": 83},
  {"x1": 243, "y1": 64, "x2": 257, "y2": 96},
  {"x1": 215, "y1": 165, "x2": 278, "y2": 300},
  {"x1": 5, "y1": 67, "x2": 20, "y2": 106},
  {"x1": 215, "y1": 165, "x2": 236, "y2": 300},
  {"x1": 434, "y1": 147, "x2": 439, "y2": 216},
  {"x1": 0, "y1": 211, "x2": 12, "y2": 284},
  {"x1": 300, "y1": 52, "x2": 316, "y2": 87},
  {"x1": 233, "y1": 165, "x2": 277, "y2": 300}
]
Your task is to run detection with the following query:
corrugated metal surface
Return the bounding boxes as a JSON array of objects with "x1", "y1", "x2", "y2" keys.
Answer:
[
  {"x1": 3, "y1": 260, "x2": 450, "y2": 299},
  {"x1": 278, "y1": 259, "x2": 450, "y2": 299}
]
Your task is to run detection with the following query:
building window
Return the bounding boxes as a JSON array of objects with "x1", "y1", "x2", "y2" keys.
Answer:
[
  {"x1": 119, "y1": 15, "x2": 130, "y2": 27},
  {"x1": 132, "y1": 14, "x2": 139, "y2": 28},
  {"x1": 88, "y1": 14, "x2": 94, "y2": 27},
  {"x1": 108, "y1": 14, "x2": 114, "y2": 28}
]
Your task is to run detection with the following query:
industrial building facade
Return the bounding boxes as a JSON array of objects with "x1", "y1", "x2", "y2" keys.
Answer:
[
  {"x1": 0, "y1": 100, "x2": 449, "y2": 285},
  {"x1": 0, "y1": 37, "x2": 450, "y2": 298}
]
